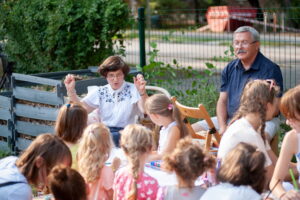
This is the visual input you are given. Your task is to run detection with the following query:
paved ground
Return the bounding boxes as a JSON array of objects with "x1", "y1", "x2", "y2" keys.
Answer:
[{"x1": 120, "y1": 37, "x2": 300, "y2": 90}]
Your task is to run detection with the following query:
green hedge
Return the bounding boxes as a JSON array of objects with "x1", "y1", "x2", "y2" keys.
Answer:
[{"x1": 0, "y1": 0, "x2": 131, "y2": 73}]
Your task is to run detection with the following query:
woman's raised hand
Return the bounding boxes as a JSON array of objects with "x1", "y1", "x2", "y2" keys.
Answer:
[
  {"x1": 133, "y1": 74, "x2": 147, "y2": 96},
  {"x1": 64, "y1": 74, "x2": 76, "y2": 92}
]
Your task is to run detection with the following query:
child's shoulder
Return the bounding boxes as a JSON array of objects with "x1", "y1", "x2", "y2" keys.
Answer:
[{"x1": 285, "y1": 129, "x2": 299, "y2": 141}]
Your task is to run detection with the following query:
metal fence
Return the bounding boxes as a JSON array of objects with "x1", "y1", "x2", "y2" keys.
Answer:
[{"x1": 120, "y1": 7, "x2": 300, "y2": 91}]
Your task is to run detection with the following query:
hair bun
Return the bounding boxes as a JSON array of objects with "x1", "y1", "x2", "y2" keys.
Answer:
[{"x1": 52, "y1": 166, "x2": 68, "y2": 182}]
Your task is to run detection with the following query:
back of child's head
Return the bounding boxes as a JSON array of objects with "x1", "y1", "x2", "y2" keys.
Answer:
[
  {"x1": 77, "y1": 122, "x2": 113, "y2": 183},
  {"x1": 16, "y1": 133, "x2": 72, "y2": 186},
  {"x1": 55, "y1": 102, "x2": 88, "y2": 144},
  {"x1": 120, "y1": 124, "x2": 153, "y2": 199},
  {"x1": 280, "y1": 85, "x2": 300, "y2": 120},
  {"x1": 48, "y1": 165, "x2": 87, "y2": 200},
  {"x1": 217, "y1": 142, "x2": 266, "y2": 194},
  {"x1": 163, "y1": 138, "x2": 215, "y2": 188},
  {"x1": 145, "y1": 94, "x2": 189, "y2": 138},
  {"x1": 230, "y1": 79, "x2": 280, "y2": 141}
]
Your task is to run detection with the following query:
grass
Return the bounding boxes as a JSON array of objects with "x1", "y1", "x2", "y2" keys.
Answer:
[{"x1": 0, "y1": 150, "x2": 11, "y2": 159}]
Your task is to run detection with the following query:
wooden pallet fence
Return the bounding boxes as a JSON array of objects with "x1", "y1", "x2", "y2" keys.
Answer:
[
  {"x1": 11, "y1": 73, "x2": 64, "y2": 152},
  {"x1": 0, "y1": 92, "x2": 12, "y2": 152}
]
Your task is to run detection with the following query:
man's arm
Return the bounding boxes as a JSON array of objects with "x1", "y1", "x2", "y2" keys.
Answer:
[{"x1": 217, "y1": 92, "x2": 228, "y2": 135}]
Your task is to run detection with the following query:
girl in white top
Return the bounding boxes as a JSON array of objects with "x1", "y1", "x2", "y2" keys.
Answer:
[
  {"x1": 156, "y1": 138, "x2": 215, "y2": 200},
  {"x1": 218, "y1": 79, "x2": 280, "y2": 184},
  {"x1": 201, "y1": 142, "x2": 266, "y2": 200},
  {"x1": 145, "y1": 94, "x2": 190, "y2": 160},
  {"x1": 64, "y1": 56, "x2": 148, "y2": 147},
  {"x1": 270, "y1": 85, "x2": 300, "y2": 200}
]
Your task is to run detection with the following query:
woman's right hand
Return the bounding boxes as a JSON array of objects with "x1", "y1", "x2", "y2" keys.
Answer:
[
  {"x1": 281, "y1": 190, "x2": 300, "y2": 200},
  {"x1": 64, "y1": 74, "x2": 76, "y2": 92}
]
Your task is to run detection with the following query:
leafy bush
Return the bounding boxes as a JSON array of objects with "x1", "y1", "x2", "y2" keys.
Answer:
[{"x1": 0, "y1": 0, "x2": 131, "y2": 73}]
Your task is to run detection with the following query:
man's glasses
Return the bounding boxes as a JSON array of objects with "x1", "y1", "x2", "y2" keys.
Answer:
[{"x1": 233, "y1": 40, "x2": 257, "y2": 48}]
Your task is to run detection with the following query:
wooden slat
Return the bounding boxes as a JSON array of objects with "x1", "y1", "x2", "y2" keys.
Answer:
[
  {"x1": 16, "y1": 138, "x2": 32, "y2": 151},
  {"x1": 0, "y1": 109, "x2": 10, "y2": 120},
  {"x1": 15, "y1": 104, "x2": 58, "y2": 121},
  {"x1": 16, "y1": 121, "x2": 54, "y2": 136},
  {"x1": 0, "y1": 95, "x2": 11, "y2": 108},
  {"x1": 13, "y1": 86, "x2": 63, "y2": 105},
  {"x1": 74, "y1": 78, "x2": 107, "y2": 95},
  {"x1": 0, "y1": 125, "x2": 10, "y2": 138},
  {"x1": 12, "y1": 73, "x2": 61, "y2": 86}
]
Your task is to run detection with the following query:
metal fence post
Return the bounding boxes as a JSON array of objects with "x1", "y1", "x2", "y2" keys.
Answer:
[{"x1": 138, "y1": 7, "x2": 146, "y2": 68}]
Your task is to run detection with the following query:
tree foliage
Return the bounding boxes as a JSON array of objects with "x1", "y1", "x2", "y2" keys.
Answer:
[{"x1": 0, "y1": 0, "x2": 131, "y2": 73}]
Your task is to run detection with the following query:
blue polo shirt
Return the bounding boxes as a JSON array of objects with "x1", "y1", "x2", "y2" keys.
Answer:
[{"x1": 220, "y1": 52, "x2": 283, "y2": 119}]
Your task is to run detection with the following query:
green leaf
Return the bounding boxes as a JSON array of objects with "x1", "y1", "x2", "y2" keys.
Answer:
[{"x1": 205, "y1": 62, "x2": 216, "y2": 69}]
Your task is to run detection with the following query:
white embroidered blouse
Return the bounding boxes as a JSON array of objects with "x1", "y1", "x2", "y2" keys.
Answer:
[{"x1": 82, "y1": 82, "x2": 142, "y2": 128}]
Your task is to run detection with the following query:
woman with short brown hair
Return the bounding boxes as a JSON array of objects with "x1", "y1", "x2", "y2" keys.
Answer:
[{"x1": 64, "y1": 56, "x2": 148, "y2": 147}]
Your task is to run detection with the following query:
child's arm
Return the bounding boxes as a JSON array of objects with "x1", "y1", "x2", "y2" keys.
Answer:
[
  {"x1": 147, "y1": 126, "x2": 180, "y2": 162},
  {"x1": 270, "y1": 130, "x2": 300, "y2": 199},
  {"x1": 161, "y1": 126, "x2": 180, "y2": 155}
]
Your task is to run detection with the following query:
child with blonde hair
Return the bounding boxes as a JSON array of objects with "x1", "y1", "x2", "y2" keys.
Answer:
[
  {"x1": 113, "y1": 124, "x2": 159, "y2": 200},
  {"x1": 77, "y1": 123, "x2": 117, "y2": 200},
  {"x1": 218, "y1": 79, "x2": 280, "y2": 184},
  {"x1": 201, "y1": 142, "x2": 266, "y2": 200},
  {"x1": 270, "y1": 85, "x2": 300, "y2": 200},
  {"x1": 48, "y1": 165, "x2": 88, "y2": 200},
  {"x1": 144, "y1": 94, "x2": 189, "y2": 160},
  {"x1": 157, "y1": 138, "x2": 215, "y2": 200},
  {"x1": 55, "y1": 102, "x2": 88, "y2": 169}
]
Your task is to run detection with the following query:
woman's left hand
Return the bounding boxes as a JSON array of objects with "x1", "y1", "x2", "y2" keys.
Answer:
[{"x1": 134, "y1": 74, "x2": 147, "y2": 96}]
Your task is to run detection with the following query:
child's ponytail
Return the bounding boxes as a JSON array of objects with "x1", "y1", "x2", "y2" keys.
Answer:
[
  {"x1": 126, "y1": 151, "x2": 139, "y2": 200},
  {"x1": 172, "y1": 102, "x2": 189, "y2": 138}
]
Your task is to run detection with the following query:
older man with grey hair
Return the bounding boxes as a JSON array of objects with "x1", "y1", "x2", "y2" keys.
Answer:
[{"x1": 193, "y1": 26, "x2": 283, "y2": 142}]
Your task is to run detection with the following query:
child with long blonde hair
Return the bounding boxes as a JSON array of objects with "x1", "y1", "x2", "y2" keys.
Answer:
[
  {"x1": 144, "y1": 94, "x2": 189, "y2": 160},
  {"x1": 77, "y1": 123, "x2": 116, "y2": 200},
  {"x1": 218, "y1": 79, "x2": 280, "y2": 184},
  {"x1": 113, "y1": 124, "x2": 159, "y2": 200},
  {"x1": 157, "y1": 138, "x2": 215, "y2": 200},
  {"x1": 270, "y1": 85, "x2": 300, "y2": 200}
]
